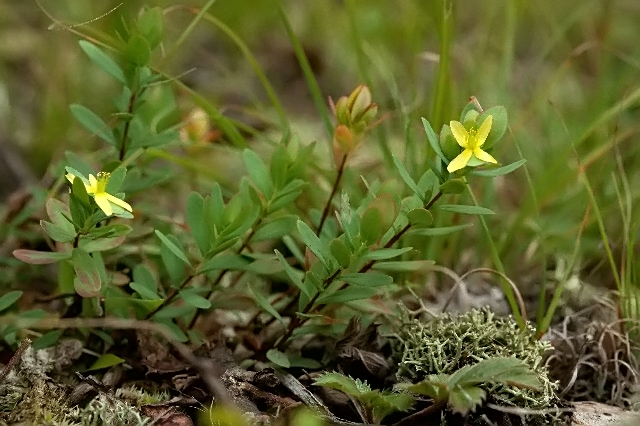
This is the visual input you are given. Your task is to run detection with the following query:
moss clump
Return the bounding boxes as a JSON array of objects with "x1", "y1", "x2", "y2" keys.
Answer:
[
  {"x1": 391, "y1": 307, "x2": 560, "y2": 423},
  {"x1": 0, "y1": 342, "x2": 159, "y2": 426}
]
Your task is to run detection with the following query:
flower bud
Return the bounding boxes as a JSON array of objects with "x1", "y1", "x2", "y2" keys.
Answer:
[
  {"x1": 332, "y1": 124, "x2": 354, "y2": 166},
  {"x1": 348, "y1": 85, "x2": 372, "y2": 121},
  {"x1": 334, "y1": 85, "x2": 377, "y2": 132},
  {"x1": 180, "y1": 107, "x2": 217, "y2": 144}
]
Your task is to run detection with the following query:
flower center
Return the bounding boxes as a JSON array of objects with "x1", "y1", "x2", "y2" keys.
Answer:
[
  {"x1": 95, "y1": 172, "x2": 111, "y2": 193},
  {"x1": 467, "y1": 128, "x2": 480, "y2": 148}
]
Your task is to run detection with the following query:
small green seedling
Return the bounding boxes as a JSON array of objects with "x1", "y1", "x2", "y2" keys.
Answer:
[
  {"x1": 314, "y1": 372, "x2": 414, "y2": 424},
  {"x1": 398, "y1": 357, "x2": 541, "y2": 416}
]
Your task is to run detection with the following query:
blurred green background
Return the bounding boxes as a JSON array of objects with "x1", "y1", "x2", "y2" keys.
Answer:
[{"x1": 1, "y1": 0, "x2": 639, "y2": 298}]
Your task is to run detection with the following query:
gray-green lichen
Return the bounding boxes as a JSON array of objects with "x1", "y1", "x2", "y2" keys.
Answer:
[
  {"x1": 0, "y1": 341, "x2": 161, "y2": 426},
  {"x1": 391, "y1": 307, "x2": 561, "y2": 423},
  {"x1": 63, "y1": 393, "x2": 151, "y2": 426}
]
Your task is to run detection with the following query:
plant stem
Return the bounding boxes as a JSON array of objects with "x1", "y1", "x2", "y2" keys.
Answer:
[
  {"x1": 317, "y1": 154, "x2": 348, "y2": 236},
  {"x1": 269, "y1": 191, "x2": 444, "y2": 352},
  {"x1": 271, "y1": 268, "x2": 342, "y2": 352},
  {"x1": 188, "y1": 217, "x2": 264, "y2": 329},
  {"x1": 360, "y1": 191, "x2": 442, "y2": 273},
  {"x1": 118, "y1": 92, "x2": 137, "y2": 161},
  {"x1": 0, "y1": 338, "x2": 31, "y2": 385},
  {"x1": 145, "y1": 274, "x2": 194, "y2": 319},
  {"x1": 392, "y1": 399, "x2": 447, "y2": 426}
]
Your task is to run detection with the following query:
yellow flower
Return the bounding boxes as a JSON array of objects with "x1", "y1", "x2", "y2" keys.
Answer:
[
  {"x1": 447, "y1": 115, "x2": 497, "y2": 173},
  {"x1": 66, "y1": 172, "x2": 132, "y2": 217}
]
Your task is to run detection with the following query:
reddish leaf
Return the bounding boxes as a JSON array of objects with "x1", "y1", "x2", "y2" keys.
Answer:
[{"x1": 13, "y1": 249, "x2": 71, "y2": 265}]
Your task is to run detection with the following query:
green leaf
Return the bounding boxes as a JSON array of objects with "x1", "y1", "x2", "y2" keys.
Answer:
[
  {"x1": 179, "y1": 288, "x2": 211, "y2": 309},
  {"x1": 156, "y1": 319, "x2": 188, "y2": 342},
  {"x1": 480, "y1": 106, "x2": 508, "y2": 150},
  {"x1": 219, "y1": 200, "x2": 260, "y2": 240},
  {"x1": 153, "y1": 305, "x2": 195, "y2": 320},
  {"x1": 160, "y1": 239, "x2": 188, "y2": 284},
  {"x1": 406, "y1": 209, "x2": 433, "y2": 227},
  {"x1": 209, "y1": 183, "x2": 225, "y2": 232},
  {"x1": 363, "y1": 247, "x2": 413, "y2": 261},
  {"x1": 130, "y1": 282, "x2": 159, "y2": 301},
  {"x1": 439, "y1": 178, "x2": 467, "y2": 194},
  {"x1": 207, "y1": 238, "x2": 240, "y2": 258},
  {"x1": 106, "y1": 167, "x2": 127, "y2": 193},
  {"x1": 368, "y1": 392, "x2": 415, "y2": 424},
  {"x1": 31, "y1": 330, "x2": 64, "y2": 350},
  {"x1": 372, "y1": 260, "x2": 435, "y2": 272},
  {"x1": 46, "y1": 198, "x2": 72, "y2": 227},
  {"x1": 251, "y1": 215, "x2": 296, "y2": 242},
  {"x1": 314, "y1": 372, "x2": 362, "y2": 396},
  {"x1": 393, "y1": 154, "x2": 421, "y2": 197},
  {"x1": 329, "y1": 239, "x2": 351, "y2": 269},
  {"x1": 70, "y1": 173, "x2": 91, "y2": 209},
  {"x1": 436, "y1": 204, "x2": 495, "y2": 215},
  {"x1": 249, "y1": 284, "x2": 285, "y2": 326},
  {"x1": 269, "y1": 180, "x2": 306, "y2": 212},
  {"x1": 275, "y1": 250, "x2": 312, "y2": 298},
  {"x1": 469, "y1": 159, "x2": 526, "y2": 177},
  {"x1": 341, "y1": 272, "x2": 392, "y2": 287},
  {"x1": 72, "y1": 248, "x2": 102, "y2": 297},
  {"x1": 287, "y1": 356, "x2": 322, "y2": 369},
  {"x1": 16, "y1": 308, "x2": 48, "y2": 326},
  {"x1": 360, "y1": 194, "x2": 397, "y2": 245},
  {"x1": 79, "y1": 236, "x2": 126, "y2": 252},
  {"x1": 13, "y1": 249, "x2": 71, "y2": 265},
  {"x1": 222, "y1": 192, "x2": 247, "y2": 228},
  {"x1": 269, "y1": 143, "x2": 288, "y2": 189},
  {"x1": 64, "y1": 151, "x2": 94, "y2": 177},
  {"x1": 240, "y1": 257, "x2": 284, "y2": 275},
  {"x1": 57, "y1": 261, "x2": 75, "y2": 295},
  {"x1": 316, "y1": 286, "x2": 377, "y2": 304},
  {"x1": 459, "y1": 101, "x2": 479, "y2": 122},
  {"x1": 124, "y1": 34, "x2": 151, "y2": 66},
  {"x1": 187, "y1": 192, "x2": 211, "y2": 255},
  {"x1": 86, "y1": 353, "x2": 125, "y2": 371},
  {"x1": 440, "y1": 124, "x2": 459, "y2": 163},
  {"x1": 266, "y1": 349, "x2": 290, "y2": 368},
  {"x1": 0, "y1": 291, "x2": 22, "y2": 312},
  {"x1": 448, "y1": 385, "x2": 486, "y2": 415},
  {"x1": 155, "y1": 230, "x2": 191, "y2": 267},
  {"x1": 40, "y1": 220, "x2": 76, "y2": 243},
  {"x1": 137, "y1": 7, "x2": 164, "y2": 49},
  {"x1": 360, "y1": 205, "x2": 383, "y2": 245},
  {"x1": 408, "y1": 223, "x2": 473, "y2": 237},
  {"x1": 297, "y1": 220, "x2": 331, "y2": 269},
  {"x1": 198, "y1": 254, "x2": 250, "y2": 274},
  {"x1": 87, "y1": 224, "x2": 132, "y2": 239},
  {"x1": 449, "y1": 357, "x2": 541, "y2": 390},
  {"x1": 422, "y1": 117, "x2": 447, "y2": 163},
  {"x1": 130, "y1": 264, "x2": 160, "y2": 300},
  {"x1": 417, "y1": 170, "x2": 440, "y2": 201},
  {"x1": 78, "y1": 40, "x2": 125, "y2": 83},
  {"x1": 403, "y1": 376, "x2": 450, "y2": 401},
  {"x1": 243, "y1": 149, "x2": 273, "y2": 198},
  {"x1": 70, "y1": 104, "x2": 116, "y2": 145}
]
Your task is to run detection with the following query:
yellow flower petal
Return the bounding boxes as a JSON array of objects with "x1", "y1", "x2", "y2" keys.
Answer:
[
  {"x1": 105, "y1": 193, "x2": 133, "y2": 212},
  {"x1": 476, "y1": 115, "x2": 493, "y2": 147},
  {"x1": 447, "y1": 149, "x2": 473, "y2": 173},
  {"x1": 94, "y1": 193, "x2": 114, "y2": 216},
  {"x1": 450, "y1": 121, "x2": 469, "y2": 148},
  {"x1": 473, "y1": 148, "x2": 498, "y2": 164},
  {"x1": 87, "y1": 174, "x2": 99, "y2": 194}
]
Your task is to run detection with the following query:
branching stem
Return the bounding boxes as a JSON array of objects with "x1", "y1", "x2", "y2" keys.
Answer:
[
  {"x1": 269, "y1": 191, "x2": 444, "y2": 352},
  {"x1": 317, "y1": 154, "x2": 348, "y2": 236}
]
